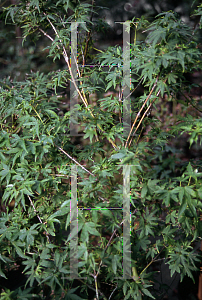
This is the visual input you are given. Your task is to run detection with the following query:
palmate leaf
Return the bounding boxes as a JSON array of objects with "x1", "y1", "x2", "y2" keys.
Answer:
[
  {"x1": 135, "y1": 237, "x2": 151, "y2": 251},
  {"x1": 169, "y1": 262, "x2": 182, "y2": 277},
  {"x1": 147, "y1": 27, "x2": 167, "y2": 45}
]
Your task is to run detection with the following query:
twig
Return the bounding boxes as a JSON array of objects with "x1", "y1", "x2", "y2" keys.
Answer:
[
  {"x1": 179, "y1": 90, "x2": 202, "y2": 113},
  {"x1": 43, "y1": 14, "x2": 118, "y2": 149},
  {"x1": 55, "y1": 144, "x2": 96, "y2": 177},
  {"x1": 139, "y1": 246, "x2": 165, "y2": 276},
  {"x1": 124, "y1": 76, "x2": 144, "y2": 100},
  {"x1": 39, "y1": 28, "x2": 54, "y2": 42},
  {"x1": 125, "y1": 76, "x2": 159, "y2": 148},
  {"x1": 128, "y1": 87, "x2": 161, "y2": 148},
  {"x1": 45, "y1": 13, "x2": 89, "y2": 109},
  {"x1": 127, "y1": 77, "x2": 168, "y2": 148},
  {"x1": 27, "y1": 195, "x2": 50, "y2": 243},
  {"x1": 91, "y1": 271, "x2": 99, "y2": 300},
  {"x1": 109, "y1": 283, "x2": 118, "y2": 300}
]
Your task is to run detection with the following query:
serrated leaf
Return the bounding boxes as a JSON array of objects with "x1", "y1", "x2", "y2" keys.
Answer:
[
  {"x1": 142, "y1": 288, "x2": 155, "y2": 299},
  {"x1": 178, "y1": 198, "x2": 187, "y2": 218},
  {"x1": 141, "y1": 184, "x2": 147, "y2": 198}
]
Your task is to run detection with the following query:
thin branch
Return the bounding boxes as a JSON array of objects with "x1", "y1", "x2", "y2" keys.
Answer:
[
  {"x1": 71, "y1": 46, "x2": 90, "y2": 108},
  {"x1": 43, "y1": 14, "x2": 118, "y2": 149},
  {"x1": 91, "y1": 271, "x2": 99, "y2": 300},
  {"x1": 27, "y1": 195, "x2": 50, "y2": 243},
  {"x1": 44, "y1": 13, "x2": 89, "y2": 110},
  {"x1": 59, "y1": 15, "x2": 65, "y2": 29},
  {"x1": 39, "y1": 28, "x2": 54, "y2": 42},
  {"x1": 128, "y1": 78, "x2": 167, "y2": 148},
  {"x1": 128, "y1": 88, "x2": 161, "y2": 148},
  {"x1": 125, "y1": 76, "x2": 159, "y2": 148},
  {"x1": 124, "y1": 76, "x2": 144, "y2": 101},
  {"x1": 44, "y1": 14, "x2": 99, "y2": 146},
  {"x1": 109, "y1": 283, "x2": 118, "y2": 300},
  {"x1": 55, "y1": 144, "x2": 96, "y2": 177},
  {"x1": 139, "y1": 246, "x2": 166, "y2": 276},
  {"x1": 179, "y1": 90, "x2": 202, "y2": 113}
]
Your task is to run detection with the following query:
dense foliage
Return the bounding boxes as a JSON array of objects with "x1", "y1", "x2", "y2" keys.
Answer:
[{"x1": 0, "y1": 0, "x2": 202, "y2": 299}]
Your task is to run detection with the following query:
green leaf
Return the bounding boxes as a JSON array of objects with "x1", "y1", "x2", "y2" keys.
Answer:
[
  {"x1": 186, "y1": 193, "x2": 197, "y2": 218},
  {"x1": 141, "y1": 184, "x2": 147, "y2": 198},
  {"x1": 142, "y1": 288, "x2": 155, "y2": 299},
  {"x1": 0, "y1": 268, "x2": 7, "y2": 279},
  {"x1": 12, "y1": 242, "x2": 27, "y2": 259},
  {"x1": 111, "y1": 152, "x2": 126, "y2": 159},
  {"x1": 178, "y1": 198, "x2": 187, "y2": 218}
]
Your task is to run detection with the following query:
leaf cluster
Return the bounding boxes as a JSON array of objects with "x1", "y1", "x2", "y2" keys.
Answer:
[{"x1": 0, "y1": 2, "x2": 202, "y2": 299}]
